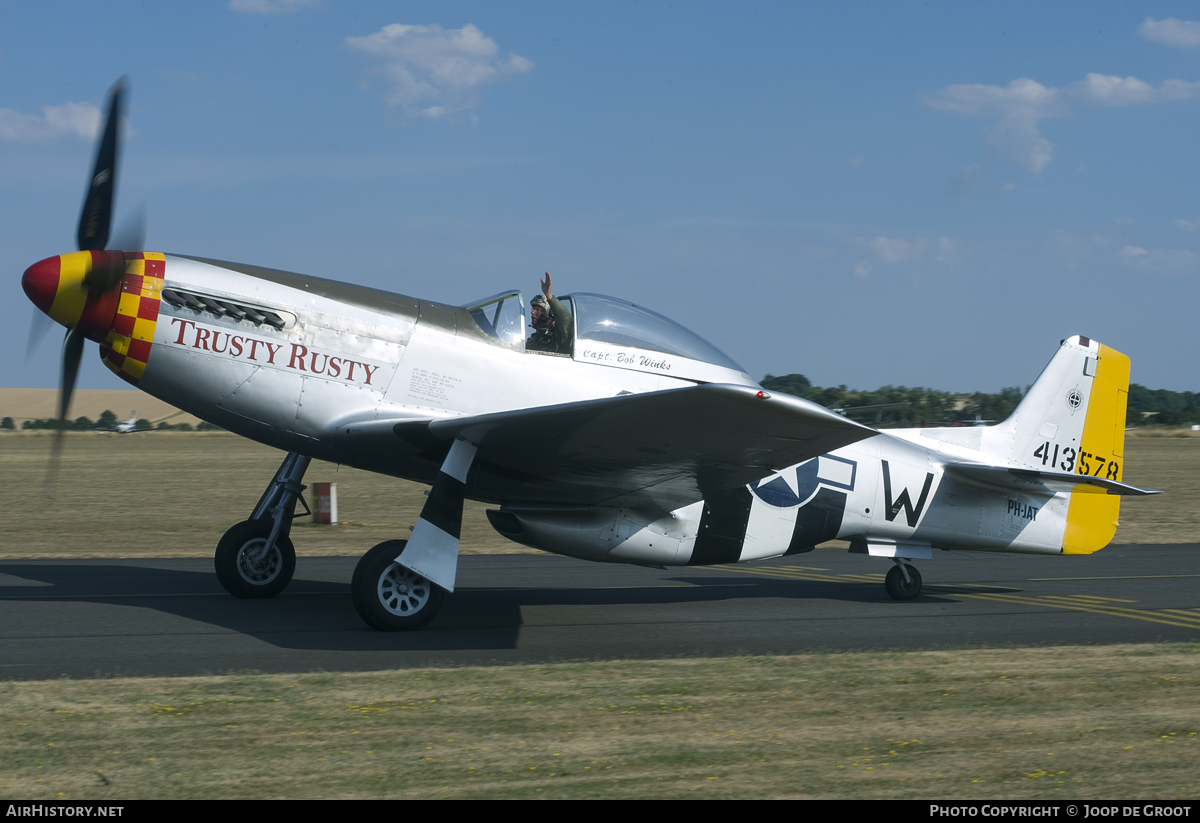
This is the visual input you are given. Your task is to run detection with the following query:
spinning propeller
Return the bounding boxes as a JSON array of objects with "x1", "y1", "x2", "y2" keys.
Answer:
[{"x1": 20, "y1": 78, "x2": 140, "y2": 491}]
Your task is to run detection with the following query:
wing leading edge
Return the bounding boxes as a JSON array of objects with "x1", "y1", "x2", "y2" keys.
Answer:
[{"x1": 392, "y1": 384, "x2": 877, "y2": 510}]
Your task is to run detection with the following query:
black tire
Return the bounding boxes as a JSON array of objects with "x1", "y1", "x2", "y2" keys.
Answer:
[
  {"x1": 352, "y1": 540, "x2": 445, "y2": 631},
  {"x1": 885, "y1": 564, "x2": 922, "y2": 600},
  {"x1": 214, "y1": 519, "x2": 296, "y2": 599}
]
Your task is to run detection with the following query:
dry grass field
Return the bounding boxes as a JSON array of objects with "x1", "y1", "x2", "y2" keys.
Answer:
[
  {"x1": 2, "y1": 644, "x2": 1198, "y2": 800},
  {"x1": 0, "y1": 429, "x2": 1195, "y2": 559},
  {"x1": 0, "y1": 431, "x2": 516, "y2": 558},
  {"x1": 1115, "y1": 430, "x2": 1200, "y2": 544}
]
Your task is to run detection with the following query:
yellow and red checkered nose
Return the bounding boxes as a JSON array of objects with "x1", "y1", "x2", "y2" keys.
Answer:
[
  {"x1": 22, "y1": 251, "x2": 123, "y2": 341},
  {"x1": 99, "y1": 252, "x2": 164, "y2": 386}
]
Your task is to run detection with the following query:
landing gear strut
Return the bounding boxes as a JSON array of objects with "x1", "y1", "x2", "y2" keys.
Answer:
[
  {"x1": 885, "y1": 560, "x2": 922, "y2": 600},
  {"x1": 349, "y1": 438, "x2": 475, "y2": 631},
  {"x1": 215, "y1": 451, "x2": 311, "y2": 599}
]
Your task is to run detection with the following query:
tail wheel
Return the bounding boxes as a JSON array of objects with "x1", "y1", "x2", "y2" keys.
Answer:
[
  {"x1": 215, "y1": 519, "x2": 296, "y2": 599},
  {"x1": 352, "y1": 540, "x2": 445, "y2": 631},
  {"x1": 885, "y1": 564, "x2": 922, "y2": 600}
]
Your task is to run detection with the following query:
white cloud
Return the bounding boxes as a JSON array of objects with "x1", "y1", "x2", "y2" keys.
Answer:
[
  {"x1": 854, "y1": 235, "x2": 958, "y2": 274},
  {"x1": 868, "y1": 236, "x2": 925, "y2": 263},
  {"x1": 1071, "y1": 73, "x2": 1200, "y2": 105},
  {"x1": 926, "y1": 78, "x2": 1062, "y2": 174},
  {"x1": 1175, "y1": 218, "x2": 1200, "y2": 233},
  {"x1": 925, "y1": 73, "x2": 1200, "y2": 173},
  {"x1": 934, "y1": 237, "x2": 957, "y2": 262},
  {"x1": 1118, "y1": 244, "x2": 1198, "y2": 272},
  {"x1": 947, "y1": 162, "x2": 990, "y2": 195},
  {"x1": 229, "y1": 0, "x2": 320, "y2": 13},
  {"x1": 1139, "y1": 17, "x2": 1200, "y2": 48},
  {"x1": 346, "y1": 23, "x2": 534, "y2": 119},
  {"x1": 927, "y1": 77, "x2": 1064, "y2": 120},
  {"x1": 0, "y1": 102, "x2": 100, "y2": 143}
]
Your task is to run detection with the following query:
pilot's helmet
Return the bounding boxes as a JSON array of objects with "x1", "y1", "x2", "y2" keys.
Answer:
[{"x1": 531, "y1": 295, "x2": 553, "y2": 329}]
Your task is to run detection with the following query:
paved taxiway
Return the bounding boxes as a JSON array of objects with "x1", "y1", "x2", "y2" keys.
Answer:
[{"x1": 2, "y1": 544, "x2": 1197, "y2": 679}]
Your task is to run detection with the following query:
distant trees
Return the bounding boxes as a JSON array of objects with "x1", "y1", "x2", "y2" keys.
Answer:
[
  {"x1": 7, "y1": 410, "x2": 223, "y2": 432},
  {"x1": 759, "y1": 376, "x2": 1198, "y2": 428},
  {"x1": 1127, "y1": 385, "x2": 1200, "y2": 426},
  {"x1": 21, "y1": 416, "x2": 95, "y2": 430},
  {"x1": 963, "y1": 387, "x2": 1025, "y2": 425},
  {"x1": 759, "y1": 373, "x2": 811, "y2": 397},
  {"x1": 759, "y1": 374, "x2": 1013, "y2": 427}
]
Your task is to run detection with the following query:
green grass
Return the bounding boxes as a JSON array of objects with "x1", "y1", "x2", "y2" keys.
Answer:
[{"x1": 2, "y1": 645, "x2": 1198, "y2": 799}]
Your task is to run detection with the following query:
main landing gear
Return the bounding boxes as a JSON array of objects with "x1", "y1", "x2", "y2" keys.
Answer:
[
  {"x1": 214, "y1": 452, "x2": 311, "y2": 599},
  {"x1": 884, "y1": 560, "x2": 922, "y2": 600},
  {"x1": 214, "y1": 449, "x2": 449, "y2": 631},
  {"x1": 351, "y1": 540, "x2": 445, "y2": 631},
  {"x1": 348, "y1": 437, "x2": 475, "y2": 631}
]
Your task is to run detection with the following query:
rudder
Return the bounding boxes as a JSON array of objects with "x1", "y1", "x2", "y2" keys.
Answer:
[{"x1": 1064, "y1": 340, "x2": 1129, "y2": 554}]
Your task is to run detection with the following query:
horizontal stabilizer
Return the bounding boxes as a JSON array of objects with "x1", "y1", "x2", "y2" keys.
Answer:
[{"x1": 946, "y1": 462, "x2": 1161, "y2": 496}]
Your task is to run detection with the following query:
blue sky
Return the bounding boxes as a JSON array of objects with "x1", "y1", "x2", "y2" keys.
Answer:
[{"x1": 3, "y1": 1, "x2": 1199, "y2": 393}]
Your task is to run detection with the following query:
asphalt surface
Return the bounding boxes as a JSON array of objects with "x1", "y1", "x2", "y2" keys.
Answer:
[{"x1": 2, "y1": 545, "x2": 1198, "y2": 679}]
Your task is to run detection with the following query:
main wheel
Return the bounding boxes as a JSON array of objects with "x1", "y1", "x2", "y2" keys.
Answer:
[
  {"x1": 885, "y1": 564, "x2": 922, "y2": 600},
  {"x1": 352, "y1": 540, "x2": 445, "y2": 631},
  {"x1": 214, "y1": 519, "x2": 296, "y2": 599}
]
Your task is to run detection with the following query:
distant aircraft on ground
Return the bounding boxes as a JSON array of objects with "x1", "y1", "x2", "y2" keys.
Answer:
[
  {"x1": 97, "y1": 410, "x2": 140, "y2": 433},
  {"x1": 21, "y1": 80, "x2": 1160, "y2": 630}
]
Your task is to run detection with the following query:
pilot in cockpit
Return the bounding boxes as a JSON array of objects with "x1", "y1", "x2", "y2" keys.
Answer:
[{"x1": 527, "y1": 272, "x2": 573, "y2": 355}]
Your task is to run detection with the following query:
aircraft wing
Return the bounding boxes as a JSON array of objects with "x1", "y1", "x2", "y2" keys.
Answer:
[
  {"x1": 945, "y1": 462, "x2": 1161, "y2": 496},
  {"x1": 390, "y1": 383, "x2": 877, "y2": 510}
]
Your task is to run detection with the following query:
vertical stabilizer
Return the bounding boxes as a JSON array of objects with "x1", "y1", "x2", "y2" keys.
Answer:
[{"x1": 981, "y1": 335, "x2": 1130, "y2": 553}]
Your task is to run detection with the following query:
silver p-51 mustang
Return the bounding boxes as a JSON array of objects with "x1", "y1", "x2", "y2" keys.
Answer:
[{"x1": 22, "y1": 81, "x2": 1158, "y2": 630}]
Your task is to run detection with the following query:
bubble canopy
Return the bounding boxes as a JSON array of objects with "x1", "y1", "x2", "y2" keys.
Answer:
[{"x1": 570, "y1": 293, "x2": 745, "y2": 373}]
